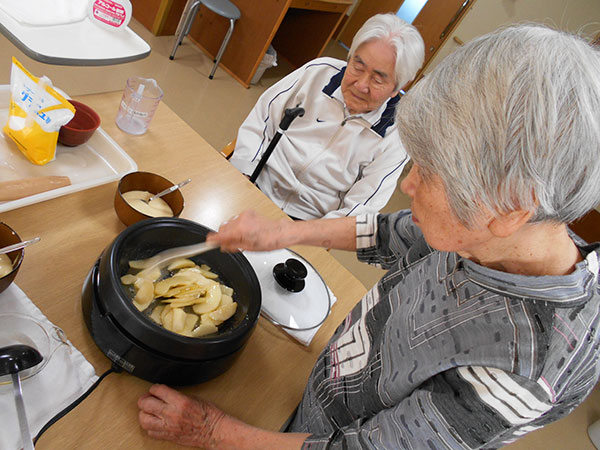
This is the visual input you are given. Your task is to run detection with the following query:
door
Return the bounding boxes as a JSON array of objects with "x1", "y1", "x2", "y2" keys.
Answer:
[
  {"x1": 412, "y1": 0, "x2": 472, "y2": 68},
  {"x1": 338, "y1": 0, "x2": 402, "y2": 46},
  {"x1": 338, "y1": 0, "x2": 476, "y2": 89}
]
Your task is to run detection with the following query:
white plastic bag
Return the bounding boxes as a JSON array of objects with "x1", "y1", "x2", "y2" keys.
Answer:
[
  {"x1": 4, "y1": 57, "x2": 75, "y2": 165},
  {"x1": 251, "y1": 46, "x2": 278, "y2": 84}
]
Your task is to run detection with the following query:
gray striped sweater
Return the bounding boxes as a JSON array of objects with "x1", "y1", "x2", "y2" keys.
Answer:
[{"x1": 290, "y1": 211, "x2": 600, "y2": 449}]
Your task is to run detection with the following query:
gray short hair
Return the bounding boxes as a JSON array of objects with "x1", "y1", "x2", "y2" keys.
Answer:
[
  {"x1": 396, "y1": 24, "x2": 600, "y2": 227},
  {"x1": 349, "y1": 13, "x2": 425, "y2": 89}
]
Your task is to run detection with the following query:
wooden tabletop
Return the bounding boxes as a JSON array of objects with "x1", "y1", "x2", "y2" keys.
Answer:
[{"x1": 0, "y1": 91, "x2": 367, "y2": 449}]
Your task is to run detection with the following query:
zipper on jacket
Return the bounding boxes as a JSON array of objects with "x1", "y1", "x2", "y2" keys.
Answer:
[
  {"x1": 281, "y1": 112, "x2": 370, "y2": 211},
  {"x1": 341, "y1": 114, "x2": 362, "y2": 126},
  {"x1": 295, "y1": 115, "x2": 370, "y2": 180},
  {"x1": 321, "y1": 115, "x2": 368, "y2": 153}
]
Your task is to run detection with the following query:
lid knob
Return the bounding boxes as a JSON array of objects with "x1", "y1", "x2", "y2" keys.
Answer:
[{"x1": 273, "y1": 258, "x2": 307, "y2": 292}]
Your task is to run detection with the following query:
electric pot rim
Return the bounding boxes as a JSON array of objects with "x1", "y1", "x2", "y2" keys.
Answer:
[{"x1": 96, "y1": 217, "x2": 261, "y2": 360}]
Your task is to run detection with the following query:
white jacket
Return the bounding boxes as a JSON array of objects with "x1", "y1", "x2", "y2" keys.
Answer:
[{"x1": 230, "y1": 57, "x2": 408, "y2": 219}]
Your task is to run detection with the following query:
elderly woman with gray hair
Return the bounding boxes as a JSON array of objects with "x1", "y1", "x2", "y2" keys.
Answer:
[
  {"x1": 138, "y1": 24, "x2": 600, "y2": 449},
  {"x1": 230, "y1": 13, "x2": 424, "y2": 220}
]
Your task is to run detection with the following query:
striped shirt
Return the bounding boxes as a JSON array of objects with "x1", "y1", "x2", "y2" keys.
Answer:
[{"x1": 290, "y1": 211, "x2": 600, "y2": 449}]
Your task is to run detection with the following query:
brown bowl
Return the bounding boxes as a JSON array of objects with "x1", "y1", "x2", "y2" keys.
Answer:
[
  {"x1": 0, "y1": 223, "x2": 24, "y2": 294},
  {"x1": 114, "y1": 171, "x2": 184, "y2": 227},
  {"x1": 58, "y1": 100, "x2": 101, "y2": 147}
]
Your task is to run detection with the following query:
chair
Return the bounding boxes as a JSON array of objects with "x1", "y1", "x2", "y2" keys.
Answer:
[
  {"x1": 170, "y1": 0, "x2": 241, "y2": 79},
  {"x1": 220, "y1": 138, "x2": 236, "y2": 160}
]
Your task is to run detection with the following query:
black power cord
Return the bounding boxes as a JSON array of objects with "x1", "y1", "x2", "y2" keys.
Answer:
[{"x1": 33, "y1": 364, "x2": 121, "y2": 445}]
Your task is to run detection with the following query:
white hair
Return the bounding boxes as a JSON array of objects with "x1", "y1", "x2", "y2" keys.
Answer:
[
  {"x1": 349, "y1": 13, "x2": 425, "y2": 89},
  {"x1": 396, "y1": 23, "x2": 600, "y2": 227}
]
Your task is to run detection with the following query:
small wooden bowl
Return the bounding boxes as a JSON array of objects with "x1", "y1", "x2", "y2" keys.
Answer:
[
  {"x1": 0, "y1": 223, "x2": 24, "y2": 294},
  {"x1": 114, "y1": 171, "x2": 184, "y2": 227},
  {"x1": 58, "y1": 100, "x2": 101, "y2": 147}
]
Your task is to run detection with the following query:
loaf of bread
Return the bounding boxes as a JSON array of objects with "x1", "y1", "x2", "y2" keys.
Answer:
[{"x1": 0, "y1": 176, "x2": 71, "y2": 201}]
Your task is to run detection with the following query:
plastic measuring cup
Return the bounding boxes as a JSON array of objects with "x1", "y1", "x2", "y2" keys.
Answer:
[{"x1": 115, "y1": 77, "x2": 163, "y2": 135}]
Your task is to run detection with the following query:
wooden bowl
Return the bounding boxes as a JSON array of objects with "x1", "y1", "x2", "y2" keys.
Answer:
[
  {"x1": 58, "y1": 100, "x2": 101, "y2": 147},
  {"x1": 0, "y1": 223, "x2": 24, "y2": 294},
  {"x1": 114, "y1": 171, "x2": 184, "y2": 227}
]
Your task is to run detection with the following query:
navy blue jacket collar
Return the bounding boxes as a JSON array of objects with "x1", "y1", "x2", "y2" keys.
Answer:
[{"x1": 322, "y1": 66, "x2": 399, "y2": 138}]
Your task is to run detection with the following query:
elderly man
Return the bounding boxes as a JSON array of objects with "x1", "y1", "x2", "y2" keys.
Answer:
[
  {"x1": 139, "y1": 24, "x2": 600, "y2": 449},
  {"x1": 230, "y1": 13, "x2": 424, "y2": 220}
]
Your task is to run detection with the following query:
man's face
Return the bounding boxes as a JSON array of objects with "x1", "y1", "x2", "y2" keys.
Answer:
[
  {"x1": 400, "y1": 164, "x2": 494, "y2": 255},
  {"x1": 341, "y1": 39, "x2": 399, "y2": 115}
]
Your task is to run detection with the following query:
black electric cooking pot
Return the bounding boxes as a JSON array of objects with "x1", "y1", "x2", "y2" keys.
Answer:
[{"x1": 82, "y1": 217, "x2": 261, "y2": 386}]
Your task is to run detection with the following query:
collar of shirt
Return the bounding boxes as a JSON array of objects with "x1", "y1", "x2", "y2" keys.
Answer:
[
  {"x1": 437, "y1": 245, "x2": 600, "y2": 307},
  {"x1": 331, "y1": 86, "x2": 390, "y2": 125}
]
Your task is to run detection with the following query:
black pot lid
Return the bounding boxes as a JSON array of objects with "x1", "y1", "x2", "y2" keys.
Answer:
[{"x1": 243, "y1": 249, "x2": 331, "y2": 331}]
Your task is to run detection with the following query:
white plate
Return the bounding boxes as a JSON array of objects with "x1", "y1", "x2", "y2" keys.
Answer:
[
  {"x1": 244, "y1": 249, "x2": 331, "y2": 331},
  {"x1": 0, "y1": 85, "x2": 137, "y2": 212}
]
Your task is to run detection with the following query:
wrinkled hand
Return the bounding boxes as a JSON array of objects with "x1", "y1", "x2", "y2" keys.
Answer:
[
  {"x1": 138, "y1": 384, "x2": 225, "y2": 448},
  {"x1": 206, "y1": 210, "x2": 294, "y2": 252}
]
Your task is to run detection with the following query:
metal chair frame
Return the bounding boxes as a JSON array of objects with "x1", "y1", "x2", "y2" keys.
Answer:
[{"x1": 169, "y1": 0, "x2": 239, "y2": 79}]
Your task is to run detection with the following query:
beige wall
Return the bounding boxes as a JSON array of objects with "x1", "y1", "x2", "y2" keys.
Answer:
[{"x1": 426, "y1": 0, "x2": 600, "y2": 73}]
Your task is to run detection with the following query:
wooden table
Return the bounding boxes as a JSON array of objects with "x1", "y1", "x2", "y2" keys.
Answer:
[
  {"x1": 0, "y1": 91, "x2": 367, "y2": 448},
  {"x1": 181, "y1": 0, "x2": 352, "y2": 87}
]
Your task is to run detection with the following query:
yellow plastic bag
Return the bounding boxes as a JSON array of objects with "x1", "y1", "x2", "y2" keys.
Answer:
[{"x1": 3, "y1": 57, "x2": 75, "y2": 165}]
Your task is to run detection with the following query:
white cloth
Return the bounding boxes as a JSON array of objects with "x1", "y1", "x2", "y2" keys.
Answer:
[
  {"x1": 0, "y1": 284, "x2": 97, "y2": 450},
  {"x1": 281, "y1": 288, "x2": 337, "y2": 346},
  {"x1": 230, "y1": 57, "x2": 408, "y2": 220},
  {"x1": 0, "y1": 0, "x2": 87, "y2": 26}
]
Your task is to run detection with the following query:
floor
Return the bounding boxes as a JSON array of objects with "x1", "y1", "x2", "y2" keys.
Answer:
[{"x1": 3, "y1": 18, "x2": 599, "y2": 450}]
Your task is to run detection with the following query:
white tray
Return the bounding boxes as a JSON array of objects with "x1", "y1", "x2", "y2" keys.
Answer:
[
  {"x1": 0, "y1": 7, "x2": 150, "y2": 66},
  {"x1": 0, "y1": 85, "x2": 137, "y2": 213}
]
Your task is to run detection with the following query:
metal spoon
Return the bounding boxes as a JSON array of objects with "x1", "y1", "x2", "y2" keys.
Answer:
[
  {"x1": 0, "y1": 237, "x2": 40, "y2": 255},
  {"x1": 145, "y1": 178, "x2": 191, "y2": 204},
  {"x1": 0, "y1": 344, "x2": 43, "y2": 450}
]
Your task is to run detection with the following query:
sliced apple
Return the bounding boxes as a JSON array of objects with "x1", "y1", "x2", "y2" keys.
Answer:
[
  {"x1": 192, "y1": 322, "x2": 218, "y2": 337},
  {"x1": 209, "y1": 302, "x2": 237, "y2": 323},
  {"x1": 167, "y1": 258, "x2": 197, "y2": 271},
  {"x1": 120, "y1": 274, "x2": 138, "y2": 285},
  {"x1": 192, "y1": 282, "x2": 221, "y2": 314}
]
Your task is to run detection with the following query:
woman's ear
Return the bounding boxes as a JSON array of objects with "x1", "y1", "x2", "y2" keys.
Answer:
[{"x1": 488, "y1": 210, "x2": 533, "y2": 238}]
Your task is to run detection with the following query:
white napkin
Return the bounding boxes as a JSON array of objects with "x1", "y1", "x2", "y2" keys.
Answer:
[
  {"x1": 278, "y1": 288, "x2": 337, "y2": 346},
  {"x1": 0, "y1": 0, "x2": 87, "y2": 26},
  {"x1": 0, "y1": 284, "x2": 97, "y2": 450}
]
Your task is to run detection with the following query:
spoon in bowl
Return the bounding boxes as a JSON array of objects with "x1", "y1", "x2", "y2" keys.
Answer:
[
  {"x1": 0, "y1": 237, "x2": 40, "y2": 255},
  {"x1": 145, "y1": 178, "x2": 191, "y2": 204},
  {"x1": 0, "y1": 344, "x2": 43, "y2": 450}
]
